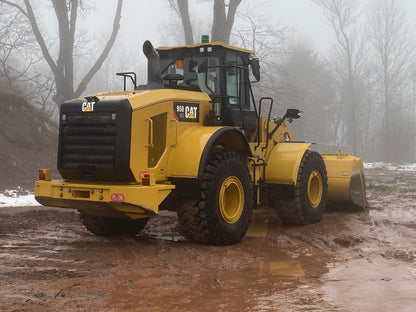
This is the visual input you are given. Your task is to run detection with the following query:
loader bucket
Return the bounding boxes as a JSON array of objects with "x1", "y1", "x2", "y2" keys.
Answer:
[{"x1": 322, "y1": 153, "x2": 368, "y2": 210}]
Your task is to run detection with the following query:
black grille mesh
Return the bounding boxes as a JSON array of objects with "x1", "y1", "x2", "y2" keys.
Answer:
[{"x1": 60, "y1": 113, "x2": 116, "y2": 171}]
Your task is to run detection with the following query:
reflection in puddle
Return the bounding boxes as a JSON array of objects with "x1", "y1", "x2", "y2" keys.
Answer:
[
  {"x1": 246, "y1": 219, "x2": 270, "y2": 238},
  {"x1": 138, "y1": 231, "x2": 185, "y2": 242},
  {"x1": 151, "y1": 234, "x2": 185, "y2": 242},
  {"x1": 258, "y1": 260, "x2": 304, "y2": 278}
]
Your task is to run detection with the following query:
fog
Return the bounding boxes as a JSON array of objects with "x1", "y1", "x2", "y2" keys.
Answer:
[{"x1": 0, "y1": 0, "x2": 415, "y2": 161}]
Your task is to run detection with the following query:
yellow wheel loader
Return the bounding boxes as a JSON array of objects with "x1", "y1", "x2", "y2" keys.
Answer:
[{"x1": 35, "y1": 39, "x2": 367, "y2": 245}]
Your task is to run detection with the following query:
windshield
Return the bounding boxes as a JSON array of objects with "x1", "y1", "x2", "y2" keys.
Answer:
[{"x1": 159, "y1": 56, "x2": 220, "y2": 94}]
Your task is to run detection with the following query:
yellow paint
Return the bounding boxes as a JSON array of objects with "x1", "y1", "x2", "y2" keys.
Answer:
[
  {"x1": 34, "y1": 180, "x2": 174, "y2": 219},
  {"x1": 219, "y1": 176, "x2": 244, "y2": 224},
  {"x1": 322, "y1": 154, "x2": 366, "y2": 206},
  {"x1": 166, "y1": 126, "x2": 222, "y2": 178},
  {"x1": 265, "y1": 142, "x2": 311, "y2": 185},
  {"x1": 128, "y1": 91, "x2": 211, "y2": 182},
  {"x1": 307, "y1": 170, "x2": 323, "y2": 208}
]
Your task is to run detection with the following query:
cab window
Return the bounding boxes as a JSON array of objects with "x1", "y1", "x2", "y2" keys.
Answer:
[{"x1": 225, "y1": 53, "x2": 247, "y2": 108}]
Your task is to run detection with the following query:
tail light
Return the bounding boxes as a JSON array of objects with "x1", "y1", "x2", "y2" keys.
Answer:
[
  {"x1": 39, "y1": 169, "x2": 51, "y2": 181},
  {"x1": 142, "y1": 173, "x2": 151, "y2": 186}
]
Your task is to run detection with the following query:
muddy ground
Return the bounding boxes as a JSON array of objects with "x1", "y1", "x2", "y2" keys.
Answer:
[{"x1": 1, "y1": 168, "x2": 415, "y2": 312}]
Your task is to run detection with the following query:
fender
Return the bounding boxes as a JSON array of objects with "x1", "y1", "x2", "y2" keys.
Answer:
[
  {"x1": 265, "y1": 142, "x2": 311, "y2": 185},
  {"x1": 166, "y1": 126, "x2": 252, "y2": 179}
]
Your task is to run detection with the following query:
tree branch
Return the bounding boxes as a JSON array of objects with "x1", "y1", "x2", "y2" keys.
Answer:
[
  {"x1": 75, "y1": 0, "x2": 123, "y2": 96},
  {"x1": 19, "y1": 0, "x2": 58, "y2": 74},
  {"x1": 0, "y1": 0, "x2": 28, "y2": 17}
]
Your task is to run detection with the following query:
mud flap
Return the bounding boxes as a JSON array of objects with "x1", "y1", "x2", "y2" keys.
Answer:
[{"x1": 322, "y1": 154, "x2": 367, "y2": 210}]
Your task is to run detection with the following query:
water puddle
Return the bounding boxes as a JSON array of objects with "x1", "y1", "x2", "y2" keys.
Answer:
[{"x1": 258, "y1": 259, "x2": 304, "y2": 278}]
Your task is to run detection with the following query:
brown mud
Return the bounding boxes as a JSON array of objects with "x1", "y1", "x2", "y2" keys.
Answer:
[{"x1": 1, "y1": 168, "x2": 415, "y2": 311}]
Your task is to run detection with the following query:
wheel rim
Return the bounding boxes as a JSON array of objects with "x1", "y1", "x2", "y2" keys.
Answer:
[
  {"x1": 307, "y1": 170, "x2": 323, "y2": 208},
  {"x1": 219, "y1": 176, "x2": 244, "y2": 224}
]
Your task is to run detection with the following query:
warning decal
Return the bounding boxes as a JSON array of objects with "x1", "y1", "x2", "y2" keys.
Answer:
[{"x1": 173, "y1": 102, "x2": 199, "y2": 122}]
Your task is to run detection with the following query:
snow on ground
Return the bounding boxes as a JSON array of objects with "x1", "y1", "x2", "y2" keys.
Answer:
[
  {"x1": 0, "y1": 188, "x2": 40, "y2": 208},
  {"x1": 364, "y1": 162, "x2": 416, "y2": 172}
]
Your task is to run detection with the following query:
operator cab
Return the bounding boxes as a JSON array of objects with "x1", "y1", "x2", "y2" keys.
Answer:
[
  {"x1": 156, "y1": 41, "x2": 259, "y2": 138},
  {"x1": 130, "y1": 39, "x2": 260, "y2": 140}
]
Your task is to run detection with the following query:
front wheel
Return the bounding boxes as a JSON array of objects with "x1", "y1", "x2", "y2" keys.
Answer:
[
  {"x1": 177, "y1": 152, "x2": 254, "y2": 245},
  {"x1": 274, "y1": 150, "x2": 328, "y2": 226}
]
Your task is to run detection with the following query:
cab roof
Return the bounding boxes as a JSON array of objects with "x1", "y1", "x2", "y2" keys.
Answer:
[{"x1": 157, "y1": 41, "x2": 255, "y2": 55}]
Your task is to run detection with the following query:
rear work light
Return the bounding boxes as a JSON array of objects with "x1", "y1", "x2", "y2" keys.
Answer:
[{"x1": 39, "y1": 169, "x2": 51, "y2": 181}]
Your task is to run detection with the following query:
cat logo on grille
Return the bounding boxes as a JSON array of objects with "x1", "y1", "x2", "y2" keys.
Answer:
[{"x1": 82, "y1": 101, "x2": 95, "y2": 112}]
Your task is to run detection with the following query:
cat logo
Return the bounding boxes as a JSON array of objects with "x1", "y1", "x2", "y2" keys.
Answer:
[
  {"x1": 173, "y1": 102, "x2": 199, "y2": 122},
  {"x1": 185, "y1": 106, "x2": 197, "y2": 119},
  {"x1": 82, "y1": 101, "x2": 95, "y2": 112},
  {"x1": 81, "y1": 96, "x2": 99, "y2": 112}
]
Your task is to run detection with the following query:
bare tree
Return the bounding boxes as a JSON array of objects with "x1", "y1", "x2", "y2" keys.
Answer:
[
  {"x1": 0, "y1": 6, "x2": 36, "y2": 89},
  {"x1": 169, "y1": 0, "x2": 241, "y2": 44},
  {"x1": 0, "y1": 0, "x2": 123, "y2": 104},
  {"x1": 368, "y1": 0, "x2": 416, "y2": 160},
  {"x1": 0, "y1": 5, "x2": 57, "y2": 116},
  {"x1": 313, "y1": 0, "x2": 370, "y2": 155},
  {"x1": 278, "y1": 44, "x2": 338, "y2": 146}
]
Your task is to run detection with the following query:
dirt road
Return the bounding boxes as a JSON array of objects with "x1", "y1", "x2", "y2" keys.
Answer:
[{"x1": 1, "y1": 168, "x2": 415, "y2": 312}]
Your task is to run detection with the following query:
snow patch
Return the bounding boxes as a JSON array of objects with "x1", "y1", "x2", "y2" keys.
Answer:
[
  {"x1": 0, "y1": 189, "x2": 40, "y2": 207},
  {"x1": 364, "y1": 162, "x2": 416, "y2": 172}
]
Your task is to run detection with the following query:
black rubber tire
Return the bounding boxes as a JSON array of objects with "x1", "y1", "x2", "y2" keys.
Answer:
[
  {"x1": 274, "y1": 150, "x2": 328, "y2": 226},
  {"x1": 177, "y1": 152, "x2": 254, "y2": 245},
  {"x1": 79, "y1": 211, "x2": 148, "y2": 236}
]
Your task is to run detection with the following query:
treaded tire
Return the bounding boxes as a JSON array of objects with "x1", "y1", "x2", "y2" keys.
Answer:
[
  {"x1": 275, "y1": 150, "x2": 327, "y2": 226},
  {"x1": 79, "y1": 211, "x2": 148, "y2": 236},
  {"x1": 177, "y1": 152, "x2": 254, "y2": 245}
]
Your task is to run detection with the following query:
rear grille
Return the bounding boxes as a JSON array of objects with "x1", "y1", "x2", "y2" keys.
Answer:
[
  {"x1": 60, "y1": 113, "x2": 116, "y2": 171},
  {"x1": 58, "y1": 99, "x2": 133, "y2": 182}
]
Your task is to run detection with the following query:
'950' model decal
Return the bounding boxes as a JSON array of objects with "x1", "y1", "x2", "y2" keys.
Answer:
[{"x1": 173, "y1": 102, "x2": 199, "y2": 122}]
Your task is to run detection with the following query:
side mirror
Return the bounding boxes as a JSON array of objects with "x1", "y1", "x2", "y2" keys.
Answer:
[
  {"x1": 286, "y1": 109, "x2": 302, "y2": 119},
  {"x1": 268, "y1": 108, "x2": 302, "y2": 139},
  {"x1": 251, "y1": 58, "x2": 260, "y2": 81}
]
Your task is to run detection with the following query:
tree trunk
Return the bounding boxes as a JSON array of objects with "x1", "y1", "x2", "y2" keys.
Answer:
[
  {"x1": 177, "y1": 0, "x2": 193, "y2": 44},
  {"x1": 212, "y1": 0, "x2": 241, "y2": 44}
]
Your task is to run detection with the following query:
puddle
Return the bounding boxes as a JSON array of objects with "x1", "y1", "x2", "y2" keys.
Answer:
[{"x1": 258, "y1": 259, "x2": 304, "y2": 278}]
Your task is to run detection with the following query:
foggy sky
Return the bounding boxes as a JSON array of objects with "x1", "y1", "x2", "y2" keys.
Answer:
[{"x1": 89, "y1": 0, "x2": 416, "y2": 54}]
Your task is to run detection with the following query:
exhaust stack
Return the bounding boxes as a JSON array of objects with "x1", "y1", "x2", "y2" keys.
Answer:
[{"x1": 143, "y1": 40, "x2": 160, "y2": 85}]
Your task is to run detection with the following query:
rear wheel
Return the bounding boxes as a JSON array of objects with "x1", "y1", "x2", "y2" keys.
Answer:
[
  {"x1": 79, "y1": 211, "x2": 148, "y2": 236},
  {"x1": 274, "y1": 150, "x2": 327, "y2": 226},
  {"x1": 177, "y1": 152, "x2": 254, "y2": 245}
]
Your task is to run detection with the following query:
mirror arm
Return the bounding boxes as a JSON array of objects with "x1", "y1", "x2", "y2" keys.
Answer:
[{"x1": 268, "y1": 113, "x2": 287, "y2": 139}]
